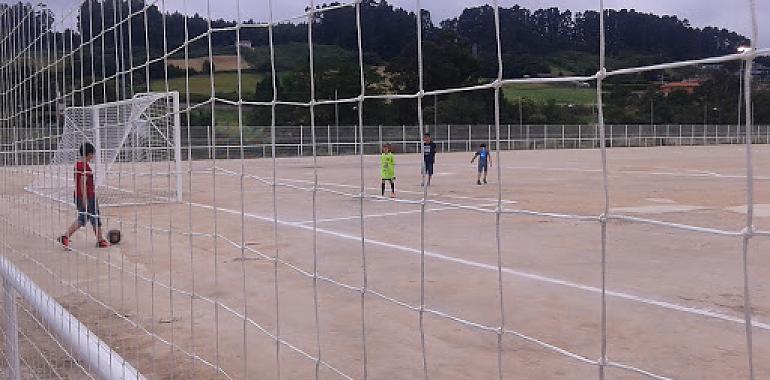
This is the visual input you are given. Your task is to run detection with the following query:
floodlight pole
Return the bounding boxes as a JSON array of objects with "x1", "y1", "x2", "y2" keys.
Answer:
[
  {"x1": 738, "y1": 60, "x2": 744, "y2": 129},
  {"x1": 433, "y1": 94, "x2": 437, "y2": 127}
]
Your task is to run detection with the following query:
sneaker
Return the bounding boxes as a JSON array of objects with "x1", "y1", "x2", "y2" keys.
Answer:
[
  {"x1": 477, "y1": 180, "x2": 482, "y2": 185},
  {"x1": 483, "y1": 179, "x2": 487, "y2": 184},
  {"x1": 96, "y1": 240, "x2": 111, "y2": 248},
  {"x1": 58, "y1": 236, "x2": 70, "y2": 250},
  {"x1": 390, "y1": 192, "x2": 396, "y2": 198}
]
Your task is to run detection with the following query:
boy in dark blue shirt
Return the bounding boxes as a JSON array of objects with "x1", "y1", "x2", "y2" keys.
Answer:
[
  {"x1": 421, "y1": 133, "x2": 437, "y2": 187},
  {"x1": 470, "y1": 143, "x2": 491, "y2": 185}
]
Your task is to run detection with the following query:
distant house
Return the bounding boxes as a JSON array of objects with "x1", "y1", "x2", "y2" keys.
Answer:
[
  {"x1": 659, "y1": 79, "x2": 704, "y2": 96},
  {"x1": 238, "y1": 40, "x2": 252, "y2": 49}
]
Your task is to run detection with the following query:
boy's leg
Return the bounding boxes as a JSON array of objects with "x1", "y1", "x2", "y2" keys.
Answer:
[
  {"x1": 88, "y1": 198, "x2": 107, "y2": 242},
  {"x1": 95, "y1": 226, "x2": 105, "y2": 241},
  {"x1": 483, "y1": 166, "x2": 488, "y2": 183},
  {"x1": 66, "y1": 197, "x2": 88, "y2": 237},
  {"x1": 381, "y1": 181, "x2": 386, "y2": 196},
  {"x1": 61, "y1": 199, "x2": 86, "y2": 249},
  {"x1": 65, "y1": 220, "x2": 81, "y2": 237},
  {"x1": 389, "y1": 179, "x2": 395, "y2": 196}
]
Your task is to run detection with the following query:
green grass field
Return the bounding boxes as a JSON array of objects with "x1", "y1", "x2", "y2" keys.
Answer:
[
  {"x1": 503, "y1": 83, "x2": 596, "y2": 105},
  {"x1": 151, "y1": 72, "x2": 262, "y2": 99}
]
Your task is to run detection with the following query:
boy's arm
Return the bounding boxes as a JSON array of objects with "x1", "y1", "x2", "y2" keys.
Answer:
[
  {"x1": 471, "y1": 151, "x2": 479, "y2": 163},
  {"x1": 81, "y1": 176, "x2": 88, "y2": 199},
  {"x1": 80, "y1": 163, "x2": 91, "y2": 199},
  {"x1": 76, "y1": 163, "x2": 87, "y2": 199}
]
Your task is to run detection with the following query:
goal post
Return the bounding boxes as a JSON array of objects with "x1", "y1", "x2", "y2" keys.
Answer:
[{"x1": 26, "y1": 92, "x2": 183, "y2": 207}]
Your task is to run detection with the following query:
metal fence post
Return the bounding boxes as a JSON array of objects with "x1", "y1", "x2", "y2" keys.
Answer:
[
  {"x1": 299, "y1": 124, "x2": 304, "y2": 156},
  {"x1": 4, "y1": 278, "x2": 20, "y2": 380},
  {"x1": 623, "y1": 124, "x2": 628, "y2": 147},
  {"x1": 468, "y1": 125, "x2": 471, "y2": 151},
  {"x1": 507, "y1": 123, "x2": 511, "y2": 150},
  {"x1": 402, "y1": 125, "x2": 406, "y2": 152},
  {"x1": 378, "y1": 124, "x2": 383, "y2": 152},
  {"x1": 578, "y1": 124, "x2": 582, "y2": 148},
  {"x1": 327, "y1": 124, "x2": 332, "y2": 155},
  {"x1": 527, "y1": 124, "x2": 529, "y2": 150},
  {"x1": 448, "y1": 124, "x2": 452, "y2": 152},
  {"x1": 488, "y1": 124, "x2": 492, "y2": 150},
  {"x1": 691, "y1": 124, "x2": 695, "y2": 145}
]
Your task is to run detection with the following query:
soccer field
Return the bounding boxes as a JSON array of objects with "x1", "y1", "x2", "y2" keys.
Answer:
[{"x1": 2, "y1": 145, "x2": 769, "y2": 379}]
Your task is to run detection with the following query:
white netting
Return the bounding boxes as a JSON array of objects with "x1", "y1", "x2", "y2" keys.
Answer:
[
  {"x1": 25, "y1": 92, "x2": 182, "y2": 206},
  {"x1": 0, "y1": 0, "x2": 767, "y2": 379}
]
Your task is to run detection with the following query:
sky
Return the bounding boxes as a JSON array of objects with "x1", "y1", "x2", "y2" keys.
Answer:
[{"x1": 23, "y1": 0, "x2": 770, "y2": 48}]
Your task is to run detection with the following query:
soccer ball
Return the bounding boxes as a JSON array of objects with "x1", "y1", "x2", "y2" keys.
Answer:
[{"x1": 108, "y1": 229, "x2": 121, "y2": 245}]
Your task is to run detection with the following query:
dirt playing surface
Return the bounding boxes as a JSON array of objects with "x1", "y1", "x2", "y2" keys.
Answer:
[{"x1": 1, "y1": 145, "x2": 770, "y2": 379}]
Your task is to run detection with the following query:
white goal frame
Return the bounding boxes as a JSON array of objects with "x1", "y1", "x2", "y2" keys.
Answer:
[{"x1": 25, "y1": 91, "x2": 183, "y2": 207}]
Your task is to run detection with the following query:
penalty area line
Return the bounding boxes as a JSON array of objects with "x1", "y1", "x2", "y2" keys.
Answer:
[{"x1": 187, "y1": 201, "x2": 770, "y2": 332}]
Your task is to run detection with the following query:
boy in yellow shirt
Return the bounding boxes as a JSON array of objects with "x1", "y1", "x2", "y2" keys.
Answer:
[{"x1": 381, "y1": 144, "x2": 395, "y2": 198}]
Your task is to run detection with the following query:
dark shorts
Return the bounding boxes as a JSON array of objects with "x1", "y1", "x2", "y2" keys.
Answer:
[
  {"x1": 424, "y1": 160, "x2": 434, "y2": 176},
  {"x1": 478, "y1": 160, "x2": 488, "y2": 173},
  {"x1": 75, "y1": 196, "x2": 102, "y2": 227}
]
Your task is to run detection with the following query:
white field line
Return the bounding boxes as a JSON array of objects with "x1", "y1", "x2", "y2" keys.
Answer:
[
  {"x1": 275, "y1": 176, "x2": 518, "y2": 205},
  {"x1": 188, "y1": 201, "x2": 770, "y2": 332},
  {"x1": 496, "y1": 165, "x2": 770, "y2": 181},
  {"x1": 293, "y1": 204, "x2": 495, "y2": 225}
]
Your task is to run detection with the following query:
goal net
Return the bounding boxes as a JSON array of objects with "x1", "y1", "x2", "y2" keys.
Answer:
[{"x1": 25, "y1": 92, "x2": 182, "y2": 206}]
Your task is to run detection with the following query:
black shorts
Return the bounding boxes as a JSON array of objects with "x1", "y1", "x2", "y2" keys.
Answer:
[
  {"x1": 75, "y1": 196, "x2": 102, "y2": 227},
  {"x1": 478, "y1": 160, "x2": 488, "y2": 173},
  {"x1": 424, "y1": 160, "x2": 434, "y2": 176}
]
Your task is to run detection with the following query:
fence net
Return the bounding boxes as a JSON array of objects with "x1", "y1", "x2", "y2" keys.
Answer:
[{"x1": 0, "y1": 0, "x2": 767, "y2": 379}]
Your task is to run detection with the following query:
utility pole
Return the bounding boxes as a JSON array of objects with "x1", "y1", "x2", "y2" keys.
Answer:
[
  {"x1": 650, "y1": 99, "x2": 654, "y2": 125},
  {"x1": 334, "y1": 89, "x2": 339, "y2": 154},
  {"x1": 738, "y1": 60, "x2": 744, "y2": 128}
]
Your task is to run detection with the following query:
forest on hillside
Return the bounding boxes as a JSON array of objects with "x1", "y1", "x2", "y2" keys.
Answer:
[{"x1": 2, "y1": 0, "x2": 768, "y2": 132}]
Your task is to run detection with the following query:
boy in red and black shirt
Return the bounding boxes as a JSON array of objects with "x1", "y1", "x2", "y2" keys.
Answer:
[{"x1": 58, "y1": 142, "x2": 110, "y2": 249}]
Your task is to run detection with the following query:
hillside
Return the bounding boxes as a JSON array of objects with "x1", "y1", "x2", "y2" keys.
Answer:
[{"x1": 39, "y1": 0, "x2": 761, "y2": 127}]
